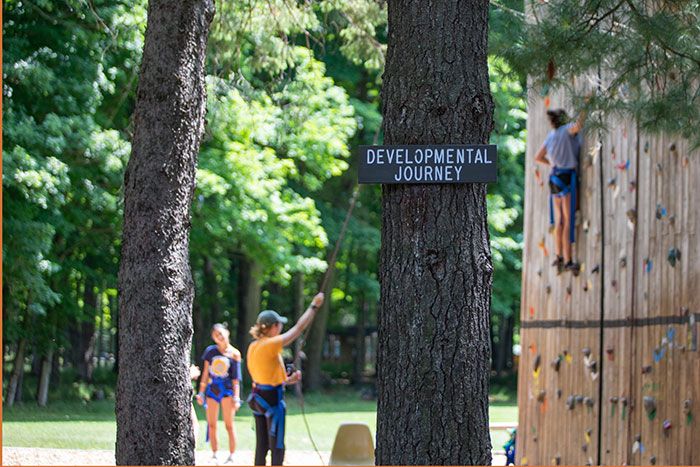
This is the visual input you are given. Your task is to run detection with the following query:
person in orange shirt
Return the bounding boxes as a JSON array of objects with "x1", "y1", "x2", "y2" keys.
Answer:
[{"x1": 247, "y1": 292, "x2": 325, "y2": 466}]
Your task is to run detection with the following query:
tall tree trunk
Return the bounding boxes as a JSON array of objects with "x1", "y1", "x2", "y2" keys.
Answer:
[
  {"x1": 37, "y1": 346, "x2": 54, "y2": 407},
  {"x1": 376, "y1": 2, "x2": 494, "y2": 464},
  {"x1": 292, "y1": 272, "x2": 305, "y2": 364},
  {"x1": 293, "y1": 272, "x2": 305, "y2": 322},
  {"x1": 111, "y1": 293, "x2": 119, "y2": 374},
  {"x1": 6, "y1": 338, "x2": 27, "y2": 407},
  {"x1": 303, "y1": 270, "x2": 334, "y2": 391},
  {"x1": 236, "y1": 256, "x2": 261, "y2": 357},
  {"x1": 116, "y1": 0, "x2": 214, "y2": 463},
  {"x1": 202, "y1": 255, "x2": 221, "y2": 322},
  {"x1": 193, "y1": 298, "x2": 206, "y2": 361},
  {"x1": 353, "y1": 296, "x2": 368, "y2": 385},
  {"x1": 69, "y1": 276, "x2": 97, "y2": 381},
  {"x1": 495, "y1": 314, "x2": 513, "y2": 375},
  {"x1": 96, "y1": 289, "x2": 104, "y2": 369},
  {"x1": 50, "y1": 349, "x2": 61, "y2": 387}
]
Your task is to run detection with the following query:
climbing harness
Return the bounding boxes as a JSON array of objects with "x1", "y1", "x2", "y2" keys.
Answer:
[
  {"x1": 206, "y1": 376, "x2": 234, "y2": 403},
  {"x1": 248, "y1": 383, "x2": 287, "y2": 449},
  {"x1": 548, "y1": 167, "x2": 577, "y2": 243}
]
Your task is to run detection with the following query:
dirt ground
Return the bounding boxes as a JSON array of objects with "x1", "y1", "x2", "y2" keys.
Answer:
[
  {"x1": 1, "y1": 447, "x2": 329, "y2": 466},
  {"x1": 2, "y1": 446, "x2": 507, "y2": 465}
]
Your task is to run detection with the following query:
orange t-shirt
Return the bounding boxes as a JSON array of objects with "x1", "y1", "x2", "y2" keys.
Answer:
[{"x1": 247, "y1": 335, "x2": 287, "y2": 386}]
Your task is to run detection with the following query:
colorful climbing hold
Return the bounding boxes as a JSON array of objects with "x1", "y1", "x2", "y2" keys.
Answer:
[
  {"x1": 662, "y1": 419, "x2": 672, "y2": 435},
  {"x1": 655, "y1": 204, "x2": 667, "y2": 219},
  {"x1": 643, "y1": 396, "x2": 657, "y2": 420},
  {"x1": 644, "y1": 258, "x2": 653, "y2": 273},
  {"x1": 667, "y1": 247, "x2": 681, "y2": 267}
]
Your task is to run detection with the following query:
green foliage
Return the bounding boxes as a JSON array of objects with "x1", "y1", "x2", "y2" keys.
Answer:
[
  {"x1": 501, "y1": 0, "x2": 700, "y2": 145},
  {"x1": 193, "y1": 47, "x2": 356, "y2": 282},
  {"x1": 488, "y1": 57, "x2": 526, "y2": 319}
]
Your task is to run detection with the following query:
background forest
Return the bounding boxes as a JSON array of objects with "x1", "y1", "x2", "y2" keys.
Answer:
[{"x1": 2, "y1": 0, "x2": 526, "y2": 406}]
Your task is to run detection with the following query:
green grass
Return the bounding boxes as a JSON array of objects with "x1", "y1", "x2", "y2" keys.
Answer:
[{"x1": 3, "y1": 388, "x2": 517, "y2": 452}]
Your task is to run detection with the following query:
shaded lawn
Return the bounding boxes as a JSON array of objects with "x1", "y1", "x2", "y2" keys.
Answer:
[{"x1": 3, "y1": 389, "x2": 517, "y2": 452}]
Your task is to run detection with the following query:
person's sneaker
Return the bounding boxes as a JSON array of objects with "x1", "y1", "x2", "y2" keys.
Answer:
[
  {"x1": 565, "y1": 261, "x2": 581, "y2": 275},
  {"x1": 210, "y1": 453, "x2": 219, "y2": 465},
  {"x1": 224, "y1": 454, "x2": 235, "y2": 464},
  {"x1": 552, "y1": 256, "x2": 564, "y2": 275}
]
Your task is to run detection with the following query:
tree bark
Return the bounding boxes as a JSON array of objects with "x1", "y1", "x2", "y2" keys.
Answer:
[
  {"x1": 352, "y1": 296, "x2": 368, "y2": 385},
  {"x1": 68, "y1": 277, "x2": 97, "y2": 381},
  {"x1": 202, "y1": 255, "x2": 221, "y2": 322},
  {"x1": 116, "y1": 0, "x2": 214, "y2": 464},
  {"x1": 303, "y1": 270, "x2": 334, "y2": 391},
  {"x1": 495, "y1": 314, "x2": 514, "y2": 374},
  {"x1": 37, "y1": 346, "x2": 54, "y2": 407},
  {"x1": 235, "y1": 256, "x2": 261, "y2": 356},
  {"x1": 111, "y1": 293, "x2": 119, "y2": 374},
  {"x1": 6, "y1": 338, "x2": 27, "y2": 406},
  {"x1": 376, "y1": 1, "x2": 494, "y2": 464}
]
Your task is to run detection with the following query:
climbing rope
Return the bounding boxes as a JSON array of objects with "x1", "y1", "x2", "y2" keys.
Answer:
[{"x1": 293, "y1": 185, "x2": 362, "y2": 465}]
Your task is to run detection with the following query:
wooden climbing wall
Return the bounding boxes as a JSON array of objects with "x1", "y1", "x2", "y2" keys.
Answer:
[{"x1": 517, "y1": 88, "x2": 700, "y2": 466}]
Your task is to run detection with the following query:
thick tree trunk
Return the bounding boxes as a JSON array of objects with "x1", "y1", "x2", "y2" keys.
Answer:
[
  {"x1": 116, "y1": 0, "x2": 214, "y2": 464},
  {"x1": 37, "y1": 346, "x2": 54, "y2": 407},
  {"x1": 235, "y1": 256, "x2": 261, "y2": 355},
  {"x1": 376, "y1": 2, "x2": 494, "y2": 464},
  {"x1": 6, "y1": 338, "x2": 27, "y2": 407},
  {"x1": 303, "y1": 271, "x2": 334, "y2": 391}
]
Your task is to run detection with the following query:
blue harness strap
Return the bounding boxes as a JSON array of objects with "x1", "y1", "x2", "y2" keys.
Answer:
[
  {"x1": 248, "y1": 383, "x2": 286, "y2": 449},
  {"x1": 204, "y1": 376, "x2": 234, "y2": 443},
  {"x1": 548, "y1": 167, "x2": 577, "y2": 243}
]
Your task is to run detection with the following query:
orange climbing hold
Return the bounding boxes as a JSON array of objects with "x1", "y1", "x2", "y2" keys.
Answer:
[{"x1": 538, "y1": 238, "x2": 549, "y2": 257}]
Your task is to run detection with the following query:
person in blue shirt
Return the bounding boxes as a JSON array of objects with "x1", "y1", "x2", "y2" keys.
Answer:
[
  {"x1": 195, "y1": 323, "x2": 242, "y2": 464},
  {"x1": 535, "y1": 107, "x2": 587, "y2": 273}
]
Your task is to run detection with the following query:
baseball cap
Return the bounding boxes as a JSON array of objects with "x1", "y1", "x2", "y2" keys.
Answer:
[{"x1": 256, "y1": 310, "x2": 288, "y2": 327}]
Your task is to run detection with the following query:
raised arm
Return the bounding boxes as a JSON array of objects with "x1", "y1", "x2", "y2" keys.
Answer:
[{"x1": 281, "y1": 292, "x2": 324, "y2": 347}]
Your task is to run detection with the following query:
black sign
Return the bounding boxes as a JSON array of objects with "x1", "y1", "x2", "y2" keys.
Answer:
[{"x1": 358, "y1": 145, "x2": 497, "y2": 184}]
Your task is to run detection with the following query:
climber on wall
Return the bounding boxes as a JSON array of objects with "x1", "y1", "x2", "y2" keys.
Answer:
[{"x1": 535, "y1": 105, "x2": 587, "y2": 274}]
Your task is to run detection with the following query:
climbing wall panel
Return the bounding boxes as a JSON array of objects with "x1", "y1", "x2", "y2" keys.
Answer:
[
  {"x1": 624, "y1": 133, "x2": 700, "y2": 466},
  {"x1": 518, "y1": 89, "x2": 700, "y2": 465},
  {"x1": 517, "y1": 85, "x2": 603, "y2": 466}
]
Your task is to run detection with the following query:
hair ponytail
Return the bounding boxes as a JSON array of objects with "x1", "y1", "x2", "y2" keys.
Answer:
[{"x1": 249, "y1": 322, "x2": 271, "y2": 340}]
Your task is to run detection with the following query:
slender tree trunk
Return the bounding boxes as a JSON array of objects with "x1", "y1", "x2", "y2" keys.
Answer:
[
  {"x1": 37, "y1": 346, "x2": 54, "y2": 407},
  {"x1": 116, "y1": 0, "x2": 214, "y2": 463},
  {"x1": 50, "y1": 349, "x2": 61, "y2": 387},
  {"x1": 293, "y1": 272, "x2": 305, "y2": 322},
  {"x1": 292, "y1": 272, "x2": 305, "y2": 364},
  {"x1": 193, "y1": 298, "x2": 206, "y2": 360},
  {"x1": 235, "y1": 256, "x2": 261, "y2": 355},
  {"x1": 353, "y1": 296, "x2": 368, "y2": 385},
  {"x1": 202, "y1": 255, "x2": 221, "y2": 322},
  {"x1": 69, "y1": 277, "x2": 97, "y2": 381},
  {"x1": 303, "y1": 270, "x2": 334, "y2": 391},
  {"x1": 495, "y1": 314, "x2": 513, "y2": 375},
  {"x1": 376, "y1": 1, "x2": 494, "y2": 464},
  {"x1": 96, "y1": 290, "x2": 104, "y2": 369},
  {"x1": 111, "y1": 293, "x2": 119, "y2": 374},
  {"x1": 6, "y1": 338, "x2": 27, "y2": 407}
]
